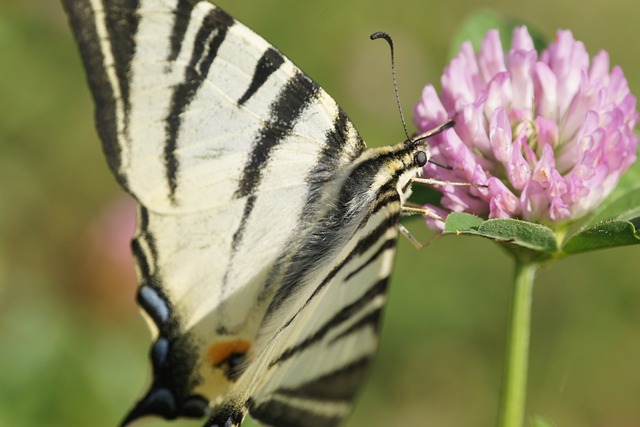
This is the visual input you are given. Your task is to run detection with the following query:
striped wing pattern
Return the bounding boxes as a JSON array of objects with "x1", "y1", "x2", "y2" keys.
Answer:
[{"x1": 62, "y1": 0, "x2": 429, "y2": 426}]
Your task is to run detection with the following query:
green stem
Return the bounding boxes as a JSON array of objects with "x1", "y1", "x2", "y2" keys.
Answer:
[{"x1": 497, "y1": 258, "x2": 537, "y2": 427}]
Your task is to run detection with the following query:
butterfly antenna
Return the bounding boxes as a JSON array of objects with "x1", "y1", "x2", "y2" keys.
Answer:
[
  {"x1": 428, "y1": 159, "x2": 453, "y2": 170},
  {"x1": 370, "y1": 31, "x2": 411, "y2": 143}
]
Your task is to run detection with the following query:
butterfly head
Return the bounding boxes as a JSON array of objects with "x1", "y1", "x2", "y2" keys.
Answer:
[
  {"x1": 395, "y1": 119, "x2": 454, "y2": 202},
  {"x1": 390, "y1": 142, "x2": 430, "y2": 203},
  {"x1": 407, "y1": 118, "x2": 455, "y2": 173}
]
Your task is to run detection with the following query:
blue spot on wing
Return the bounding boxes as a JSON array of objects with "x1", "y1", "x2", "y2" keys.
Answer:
[{"x1": 138, "y1": 285, "x2": 170, "y2": 326}]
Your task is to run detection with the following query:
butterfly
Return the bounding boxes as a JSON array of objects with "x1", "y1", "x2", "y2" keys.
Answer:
[{"x1": 62, "y1": 0, "x2": 450, "y2": 426}]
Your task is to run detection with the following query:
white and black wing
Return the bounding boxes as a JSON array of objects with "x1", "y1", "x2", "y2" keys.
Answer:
[{"x1": 63, "y1": 0, "x2": 429, "y2": 426}]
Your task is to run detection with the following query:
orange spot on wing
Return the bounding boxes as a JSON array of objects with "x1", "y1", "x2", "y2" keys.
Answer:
[{"x1": 206, "y1": 339, "x2": 251, "y2": 366}]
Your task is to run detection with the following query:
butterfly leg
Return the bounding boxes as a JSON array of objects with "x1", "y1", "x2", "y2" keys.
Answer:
[
  {"x1": 413, "y1": 177, "x2": 488, "y2": 188},
  {"x1": 401, "y1": 203, "x2": 445, "y2": 221},
  {"x1": 397, "y1": 223, "x2": 423, "y2": 249},
  {"x1": 397, "y1": 204, "x2": 445, "y2": 249}
]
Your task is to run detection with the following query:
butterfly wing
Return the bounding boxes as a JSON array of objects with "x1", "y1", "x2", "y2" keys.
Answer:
[
  {"x1": 199, "y1": 142, "x2": 409, "y2": 427},
  {"x1": 237, "y1": 201, "x2": 401, "y2": 427},
  {"x1": 63, "y1": 0, "x2": 403, "y2": 424}
]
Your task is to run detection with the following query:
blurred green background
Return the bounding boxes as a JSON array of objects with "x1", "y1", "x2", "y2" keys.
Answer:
[{"x1": 1, "y1": 0, "x2": 639, "y2": 426}]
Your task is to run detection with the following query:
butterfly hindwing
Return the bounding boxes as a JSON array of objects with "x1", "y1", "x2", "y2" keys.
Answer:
[
  {"x1": 63, "y1": 0, "x2": 429, "y2": 426},
  {"x1": 241, "y1": 203, "x2": 400, "y2": 427}
]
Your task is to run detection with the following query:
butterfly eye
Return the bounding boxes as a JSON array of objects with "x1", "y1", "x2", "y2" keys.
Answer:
[{"x1": 414, "y1": 151, "x2": 428, "y2": 167}]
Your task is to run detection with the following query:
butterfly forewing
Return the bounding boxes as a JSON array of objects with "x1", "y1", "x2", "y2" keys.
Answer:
[{"x1": 63, "y1": 0, "x2": 428, "y2": 426}]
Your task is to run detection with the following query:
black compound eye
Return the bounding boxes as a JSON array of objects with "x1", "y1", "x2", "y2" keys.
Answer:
[{"x1": 414, "y1": 151, "x2": 428, "y2": 167}]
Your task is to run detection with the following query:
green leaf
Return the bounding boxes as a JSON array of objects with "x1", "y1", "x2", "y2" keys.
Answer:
[
  {"x1": 449, "y1": 10, "x2": 506, "y2": 58},
  {"x1": 443, "y1": 213, "x2": 557, "y2": 254},
  {"x1": 443, "y1": 212, "x2": 484, "y2": 231},
  {"x1": 449, "y1": 10, "x2": 548, "y2": 60},
  {"x1": 479, "y1": 219, "x2": 557, "y2": 252},
  {"x1": 562, "y1": 219, "x2": 640, "y2": 254}
]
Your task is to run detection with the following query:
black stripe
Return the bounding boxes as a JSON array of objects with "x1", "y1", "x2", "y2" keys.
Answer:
[
  {"x1": 164, "y1": 7, "x2": 234, "y2": 203},
  {"x1": 275, "y1": 355, "x2": 371, "y2": 402},
  {"x1": 326, "y1": 108, "x2": 356, "y2": 151},
  {"x1": 401, "y1": 176, "x2": 413, "y2": 194},
  {"x1": 250, "y1": 399, "x2": 340, "y2": 427},
  {"x1": 329, "y1": 307, "x2": 383, "y2": 345},
  {"x1": 216, "y1": 193, "x2": 256, "y2": 330},
  {"x1": 138, "y1": 204, "x2": 149, "y2": 230},
  {"x1": 226, "y1": 72, "x2": 319, "y2": 276},
  {"x1": 230, "y1": 194, "x2": 256, "y2": 252},
  {"x1": 167, "y1": 0, "x2": 199, "y2": 62},
  {"x1": 238, "y1": 47, "x2": 285, "y2": 105},
  {"x1": 234, "y1": 72, "x2": 320, "y2": 199},
  {"x1": 324, "y1": 107, "x2": 363, "y2": 154},
  {"x1": 271, "y1": 278, "x2": 388, "y2": 366},
  {"x1": 131, "y1": 238, "x2": 151, "y2": 280},
  {"x1": 344, "y1": 238, "x2": 396, "y2": 282},
  {"x1": 103, "y1": 0, "x2": 140, "y2": 128},
  {"x1": 131, "y1": 206, "x2": 157, "y2": 280},
  {"x1": 99, "y1": 0, "x2": 140, "y2": 186},
  {"x1": 370, "y1": 189, "x2": 400, "y2": 216},
  {"x1": 305, "y1": 108, "x2": 364, "y2": 199},
  {"x1": 249, "y1": 358, "x2": 371, "y2": 426},
  {"x1": 61, "y1": 0, "x2": 140, "y2": 186},
  {"x1": 132, "y1": 207, "x2": 166, "y2": 327},
  {"x1": 316, "y1": 217, "x2": 396, "y2": 293}
]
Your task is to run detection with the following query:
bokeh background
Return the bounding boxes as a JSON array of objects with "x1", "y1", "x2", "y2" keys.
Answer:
[{"x1": 1, "y1": 0, "x2": 639, "y2": 426}]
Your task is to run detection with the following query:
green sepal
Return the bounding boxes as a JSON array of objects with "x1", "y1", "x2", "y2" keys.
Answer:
[{"x1": 560, "y1": 175, "x2": 640, "y2": 254}]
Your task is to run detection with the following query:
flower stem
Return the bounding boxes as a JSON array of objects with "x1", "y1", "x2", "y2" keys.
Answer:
[{"x1": 497, "y1": 258, "x2": 537, "y2": 427}]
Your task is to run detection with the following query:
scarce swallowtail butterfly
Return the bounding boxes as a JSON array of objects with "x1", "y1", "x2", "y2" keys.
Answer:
[{"x1": 63, "y1": 0, "x2": 451, "y2": 426}]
